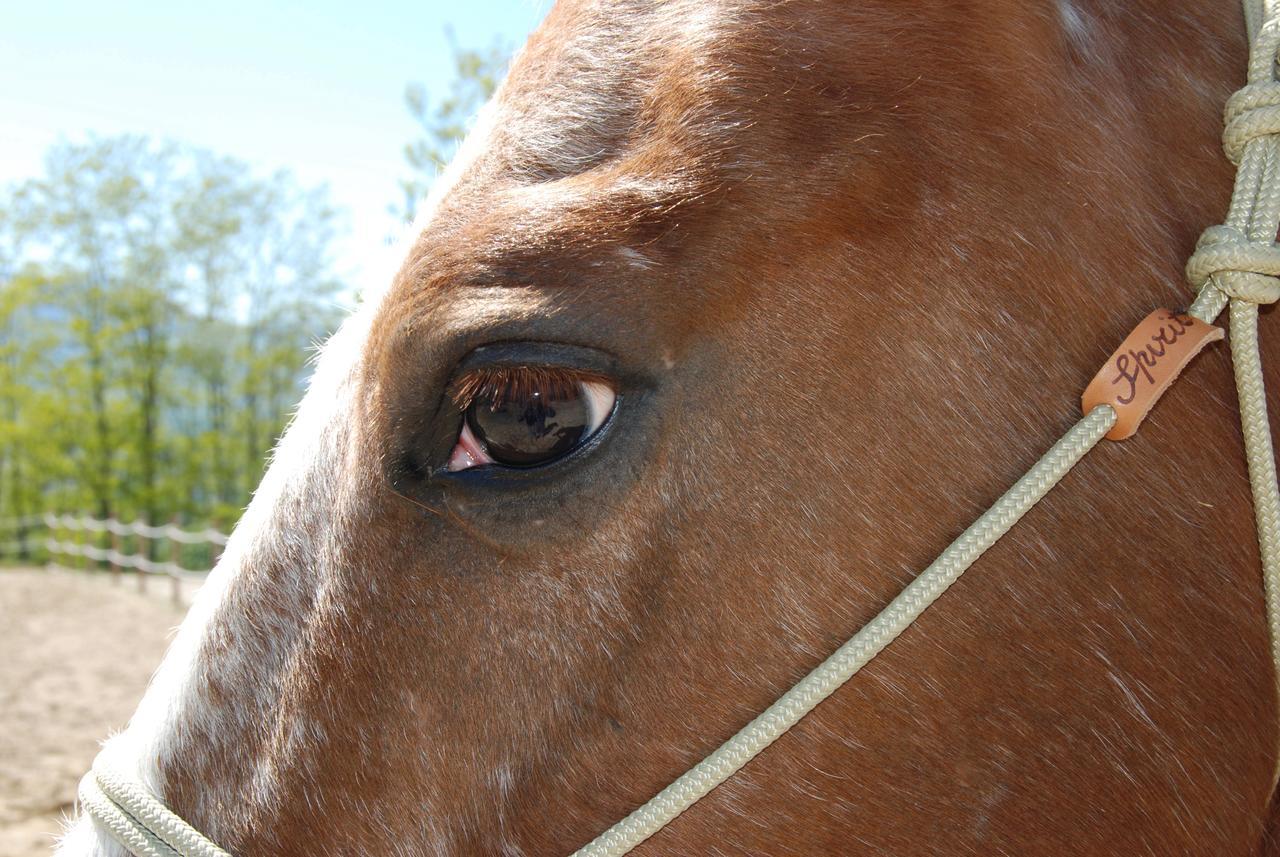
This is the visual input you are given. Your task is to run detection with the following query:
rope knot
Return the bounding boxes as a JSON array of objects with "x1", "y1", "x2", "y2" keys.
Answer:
[
  {"x1": 1186, "y1": 224, "x2": 1280, "y2": 305},
  {"x1": 1224, "y1": 81, "x2": 1280, "y2": 164}
]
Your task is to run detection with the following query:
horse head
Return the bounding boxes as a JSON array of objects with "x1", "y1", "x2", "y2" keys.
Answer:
[{"x1": 61, "y1": 1, "x2": 1280, "y2": 854}]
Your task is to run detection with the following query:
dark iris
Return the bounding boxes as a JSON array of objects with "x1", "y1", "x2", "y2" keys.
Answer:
[{"x1": 466, "y1": 385, "x2": 590, "y2": 467}]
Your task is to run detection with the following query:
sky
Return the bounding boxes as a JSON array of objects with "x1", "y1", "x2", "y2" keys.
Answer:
[{"x1": 0, "y1": 0, "x2": 551, "y2": 297}]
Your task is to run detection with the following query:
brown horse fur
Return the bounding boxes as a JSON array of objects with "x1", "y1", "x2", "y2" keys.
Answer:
[{"x1": 59, "y1": 1, "x2": 1280, "y2": 855}]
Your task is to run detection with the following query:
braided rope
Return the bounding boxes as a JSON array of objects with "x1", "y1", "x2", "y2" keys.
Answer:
[
  {"x1": 571, "y1": 3, "x2": 1280, "y2": 852},
  {"x1": 78, "y1": 776, "x2": 180, "y2": 857},
  {"x1": 1185, "y1": 2, "x2": 1280, "y2": 786},
  {"x1": 80, "y1": 756, "x2": 229, "y2": 857},
  {"x1": 571, "y1": 407, "x2": 1116, "y2": 856}
]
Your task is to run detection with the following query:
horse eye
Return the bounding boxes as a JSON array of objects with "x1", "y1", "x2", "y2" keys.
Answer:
[{"x1": 447, "y1": 379, "x2": 616, "y2": 471}]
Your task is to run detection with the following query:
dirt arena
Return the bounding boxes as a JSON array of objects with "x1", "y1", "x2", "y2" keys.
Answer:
[{"x1": 0, "y1": 567, "x2": 190, "y2": 857}]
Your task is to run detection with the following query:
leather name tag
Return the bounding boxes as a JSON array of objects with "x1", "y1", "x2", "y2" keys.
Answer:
[{"x1": 1082, "y1": 309, "x2": 1224, "y2": 440}]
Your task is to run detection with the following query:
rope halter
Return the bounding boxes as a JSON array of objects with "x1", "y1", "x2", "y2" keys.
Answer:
[
  {"x1": 1187, "y1": 225, "x2": 1280, "y2": 306},
  {"x1": 79, "y1": 2, "x2": 1280, "y2": 856}
]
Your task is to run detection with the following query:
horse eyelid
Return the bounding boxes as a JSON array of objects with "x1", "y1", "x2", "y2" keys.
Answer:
[{"x1": 447, "y1": 365, "x2": 615, "y2": 411}]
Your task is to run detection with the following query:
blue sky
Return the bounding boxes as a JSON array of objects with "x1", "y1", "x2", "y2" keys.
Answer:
[{"x1": 0, "y1": 0, "x2": 550, "y2": 293}]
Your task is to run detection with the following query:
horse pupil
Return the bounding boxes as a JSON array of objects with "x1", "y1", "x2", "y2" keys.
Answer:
[{"x1": 467, "y1": 385, "x2": 589, "y2": 467}]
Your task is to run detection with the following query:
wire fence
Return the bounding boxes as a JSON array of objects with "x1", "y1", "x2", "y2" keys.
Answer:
[{"x1": 0, "y1": 513, "x2": 229, "y2": 605}]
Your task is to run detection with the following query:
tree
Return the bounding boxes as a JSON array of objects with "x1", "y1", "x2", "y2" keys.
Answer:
[
  {"x1": 397, "y1": 30, "x2": 511, "y2": 222},
  {"x1": 171, "y1": 158, "x2": 343, "y2": 512},
  {"x1": 7, "y1": 136, "x2": 171, "y2": 524},
  {"x1": 0, "y1": 135, "x2": 345, "y2": 546},
  {"x1": 0, "y1": 269, "x2": 61, "y2": 559}
]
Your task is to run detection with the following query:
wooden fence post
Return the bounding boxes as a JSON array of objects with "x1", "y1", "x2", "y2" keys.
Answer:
[
  {"x1": 50, "y1": 514, "x2": 61, "y2": 570},
  {"x1": 169, "y1": 516, "x2": 182, "y2": 607},
  {"x1": 211, "y1": 517, "x2": 224, "y2": 571},
  {"x1": 110, "y1": 527, "x2": 121, "y2": 584},
  {"x1": 87, "y1": 518, "x2": 99, "y2": 572},
  {"x1": 80, "y1": 517, "x2": 91, "y2": 572},
  {"x1": 49, "y1": 515, "x2": 56, "y2": 569},
  {"x1": 137, "y1": 522, "x2": 147, "y2": 594}
]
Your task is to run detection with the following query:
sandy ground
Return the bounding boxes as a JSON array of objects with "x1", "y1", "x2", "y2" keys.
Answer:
[{"x1": 0, "y1": 567, "x2": 192, "y2": 857}]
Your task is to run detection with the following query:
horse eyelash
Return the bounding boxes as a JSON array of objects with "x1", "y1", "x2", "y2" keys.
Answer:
[{"x1": 448, "y1": 366, "x2": 613, "y2": 411}]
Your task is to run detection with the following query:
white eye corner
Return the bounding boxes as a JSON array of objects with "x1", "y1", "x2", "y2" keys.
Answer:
[
  {"x1": 581, "y1": 380, "x2": 617, "y2": 432},
  {"x1": 446, "y1": 421, "x2": 494, "y2": 472}
]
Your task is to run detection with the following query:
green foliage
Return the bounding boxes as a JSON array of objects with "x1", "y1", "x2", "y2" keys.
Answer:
[
  {"x1": 1, "y1": 37, "x2": 509, "y2": 560},
  {"x1": 0, "y1": 135, "x2": 345, "y2": 550},
  {"x1": 397, "y1": 30, "x2": 511, "y2": 222}
]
